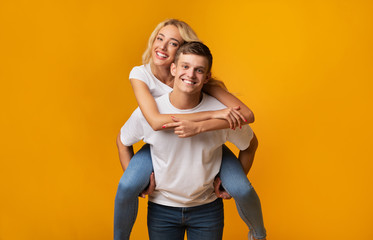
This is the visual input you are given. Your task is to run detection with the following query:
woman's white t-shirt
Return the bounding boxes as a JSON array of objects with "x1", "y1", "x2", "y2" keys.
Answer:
[{"x1": 129, "y1": 64, "x2": 172, "y2": 98}]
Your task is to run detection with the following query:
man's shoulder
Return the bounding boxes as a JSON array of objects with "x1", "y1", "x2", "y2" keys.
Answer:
[
  {"x1": 154, "y1": 93, "x2": 169, "y2": 103},
  {"x1": 129, "y1": 106, "x2": 143, "y2": 120},
  {"x1": 200, "y1": 93, "x2": 226, "y2": 110}
]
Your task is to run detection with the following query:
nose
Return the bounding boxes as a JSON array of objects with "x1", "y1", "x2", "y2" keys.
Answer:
[
  {"x1": 160, "y1": 41, "x2": 167, "y2": 50},
  {"x1": 186, "y1": 68, "x2": 196, "y2": 78}
]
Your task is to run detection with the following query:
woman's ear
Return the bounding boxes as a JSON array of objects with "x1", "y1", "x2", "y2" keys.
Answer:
[{"x1": 170, "y1": 63, "x2": 176, "y2": 77}]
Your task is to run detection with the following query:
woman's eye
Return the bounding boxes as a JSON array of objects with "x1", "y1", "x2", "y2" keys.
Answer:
[
  {"x1": 156, "y1": 37, "x2": 163, "y2": 41},
  {"x1": 170, "y1": 42, "x2": 178, "y2": 47}
]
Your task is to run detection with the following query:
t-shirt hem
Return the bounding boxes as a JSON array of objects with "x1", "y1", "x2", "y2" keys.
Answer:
[{"x1": 148, "y1": 196, "x2": 218, "y2": 208}]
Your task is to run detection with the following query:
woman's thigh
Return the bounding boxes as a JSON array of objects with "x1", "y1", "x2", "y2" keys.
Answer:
[{"x1": 117, "y1": 144, "x2": 154, "y2": 195}]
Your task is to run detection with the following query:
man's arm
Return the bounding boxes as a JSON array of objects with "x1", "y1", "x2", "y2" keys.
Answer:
[
  {"x1": 238, "y1": 133, "x2": 258, "y2": 174},
  {"x1": 116, "y1": 133, "x2": 134, "y2": 171}
]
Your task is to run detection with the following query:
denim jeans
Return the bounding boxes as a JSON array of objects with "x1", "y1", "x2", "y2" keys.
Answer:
[
  {"x1": 147, "y1": 199, "x2": 224, "y2": 240},
  {"x1": 114, "y1": 144, "x2": 153, "y2": 240},
  {"x1": 114, "y1": 144, "x2": 266, "y2": 240},
  {"x1": 220, "y1": 145, "x2": 266, "y2": 239}
]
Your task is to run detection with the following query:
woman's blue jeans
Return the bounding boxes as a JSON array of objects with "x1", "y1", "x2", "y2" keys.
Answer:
[
  {"x1": 147, "y1": 199, "x2": 224, "y2": 240},
  {"x1": 114, "y1": 144, "x2": 266, "y2": 240}
]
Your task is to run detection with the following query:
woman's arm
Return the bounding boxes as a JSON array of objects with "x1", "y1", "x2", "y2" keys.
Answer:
[
  {"x1": 167, "y1": 117, "x2": 241, "y2": 138},
  {"x1": 131, "y1": 78, "x2": 244, "y2": 130},
  {"x1": 203, "y1": 84, "x2": 255, "y2": 123},
  {"x1": 163, "y1": 84, "x2": 256, "y2": 138}
]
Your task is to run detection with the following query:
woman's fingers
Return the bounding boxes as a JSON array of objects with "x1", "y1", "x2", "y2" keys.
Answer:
[{"x1": 162, "y1": 121, "x2": 181, "y2": 129}]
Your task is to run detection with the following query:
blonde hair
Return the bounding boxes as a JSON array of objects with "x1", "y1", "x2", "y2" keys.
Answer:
[
  {"x1": 142, "y1": 19, "x2": 227, "y2": 91},
  {"x1": 142, "y1": 19, "x2": 200, "y2": 64}
]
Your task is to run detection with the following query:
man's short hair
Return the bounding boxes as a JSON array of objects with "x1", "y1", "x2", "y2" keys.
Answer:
[{"x1": 174, "y1": 41, "x2": 213, "y2": 73}]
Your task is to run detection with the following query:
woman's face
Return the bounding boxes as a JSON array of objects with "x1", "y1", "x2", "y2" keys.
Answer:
[{"x1": 151, "y1": 25, "x2": 184, "y2": 68}]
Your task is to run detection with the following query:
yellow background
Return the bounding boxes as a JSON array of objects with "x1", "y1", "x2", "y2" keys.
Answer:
[{"x1": 1, "y1": 0, "x2": 372, "y2": 239}]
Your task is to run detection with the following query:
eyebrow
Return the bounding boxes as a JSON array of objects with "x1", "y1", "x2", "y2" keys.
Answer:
[
  {"x1": 180, "y1": 62, "x2": 206, "y2": 69},
  {"x1": 158, "y1": 33, "x2": 181, "y2": 44}
]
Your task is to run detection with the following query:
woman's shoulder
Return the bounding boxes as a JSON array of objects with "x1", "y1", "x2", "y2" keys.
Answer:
[
  {"x1": 130, "y1": 64, "x2": 146, "y2": 74},
  {"x1": 129, "y1": 64, "x2": 151, "y2": 81}
]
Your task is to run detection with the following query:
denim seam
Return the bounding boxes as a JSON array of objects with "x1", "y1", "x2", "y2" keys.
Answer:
[{"x1": 221, "y1": 182, "x2": 263, "y2": 239}]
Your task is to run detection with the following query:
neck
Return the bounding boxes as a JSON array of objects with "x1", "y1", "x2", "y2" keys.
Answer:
[
  {"x1": 169, "y1": 88, "x2": 203, "y2": 110},
  {"x1": 150, "y1": 62, "x2": 174, "y2": 87}
]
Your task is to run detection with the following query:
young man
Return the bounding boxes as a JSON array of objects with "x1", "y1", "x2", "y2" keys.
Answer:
[{"x1": 119, "y1": 42, "x2": 255, "y2": 240}]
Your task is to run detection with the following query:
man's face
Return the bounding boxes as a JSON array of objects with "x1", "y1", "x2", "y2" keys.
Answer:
[{"x1": 171, "y1": 53, "x2": 211, "y2": 95}]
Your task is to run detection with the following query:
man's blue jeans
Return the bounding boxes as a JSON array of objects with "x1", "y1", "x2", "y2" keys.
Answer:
[
  {"x1": 147, "y1": 199, "x2": 224, "y2": 240},
  {"x1": 114, "y1": 144, "x2": 266, "y2": 240}
]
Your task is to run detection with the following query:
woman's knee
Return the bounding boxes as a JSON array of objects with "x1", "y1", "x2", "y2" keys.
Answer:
[
  {"x1": 229, "y1": 181, "x2": 254, "y2": 200},
  {"x1": 116, "y1": 176, "x2": 144, "y2": 202}
]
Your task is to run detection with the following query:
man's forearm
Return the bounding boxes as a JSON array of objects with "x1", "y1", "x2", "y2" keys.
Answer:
[
  {"x1": 238, "y1": 134, "x2": 258, "y2": 174},
  {"x1": 116, "y1": 133, "x2": 134, "y2": 171}
]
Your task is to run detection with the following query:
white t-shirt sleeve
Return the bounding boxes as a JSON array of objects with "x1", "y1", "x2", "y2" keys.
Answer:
[
  {"x1": 129, "y1": 66, "x2": 149, "y2": 85},
  {"x1": 120, "y1": 107, "x2": 145, "y2": 146},
  {"x1": 226, "y1": 125, "x2": 254, "y2": 150}
]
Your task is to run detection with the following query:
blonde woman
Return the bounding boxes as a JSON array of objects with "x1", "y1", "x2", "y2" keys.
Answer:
[{"x1": 114, "y1": 19, "x2": 266, "y2": 240}]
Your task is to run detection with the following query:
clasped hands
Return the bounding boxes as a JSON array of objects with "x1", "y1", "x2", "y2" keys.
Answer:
[{"x1": 161, "y1": 106, "x2": 246, "y2": 138}]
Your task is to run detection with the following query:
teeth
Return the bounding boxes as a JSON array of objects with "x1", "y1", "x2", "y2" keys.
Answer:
[
  {"x1": 156, "y1": 52, "x2": 167, "y2": 58},
  {"x1": 183, "y1": 80, "x2": 195, "y2": 85}
]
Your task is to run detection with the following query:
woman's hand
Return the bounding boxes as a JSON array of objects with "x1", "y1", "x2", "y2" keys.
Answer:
[
  {"x1": 162, "y1": 117, "x2": 202, "y2": 138},
  {"x1": 213, "y1": 106, "x2": 247, "y2": 130}
]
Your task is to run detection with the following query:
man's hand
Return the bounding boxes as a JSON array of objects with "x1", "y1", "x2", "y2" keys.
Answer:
[
  {"x1": 162, "y1": 117, "x2": 202, "y2": 138},
  {"x1": 213, "y1": 176, "x2": 232, "y2": 199},
  {"x1": 139, "y1": 172, "x2": 156, "y2": 198}
]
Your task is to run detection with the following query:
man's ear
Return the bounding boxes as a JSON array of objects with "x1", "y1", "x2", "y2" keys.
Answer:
[
  {"x1": 170, "y1": 63, "x2": 176, "y2": 77},
  {"x1": 204, "y1": 72, "x2": 211, "y2": 84}
]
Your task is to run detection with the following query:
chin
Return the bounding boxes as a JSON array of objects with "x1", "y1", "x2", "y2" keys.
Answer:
[{"x1": 152, "y1": 58, "x2": 171, "y2": 67}]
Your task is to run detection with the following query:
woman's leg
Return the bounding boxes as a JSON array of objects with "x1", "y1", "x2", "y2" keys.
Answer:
[
  {"x1": 219, "y1": 142, "x2": 266, "y2": 239},
  {"x1": 114, "y1": 144, "x2": 153, "y2": 240}
]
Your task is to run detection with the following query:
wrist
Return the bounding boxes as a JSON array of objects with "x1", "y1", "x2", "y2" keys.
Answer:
[
  {"x1": 210, "y1": 110, "x2": 219, "y2": 120},
  {"x1": 197, "y1": 121, "x2": 205, "y2": 133}
]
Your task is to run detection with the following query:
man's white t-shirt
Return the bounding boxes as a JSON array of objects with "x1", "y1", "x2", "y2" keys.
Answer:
[
  {"x1": 120, "y1": 93, "x2": 254, "y2": 208},
  {"x1": 129, "y1": 64, "x2": 172, "y2": 98}
]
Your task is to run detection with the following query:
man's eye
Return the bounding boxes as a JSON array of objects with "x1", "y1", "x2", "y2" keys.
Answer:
[
  {"x1": 197, "y1": 69, "x2": 204, "y2": 73},
  {"x1": 182, "y1": 65, "x2": 188, "y2": 69}
]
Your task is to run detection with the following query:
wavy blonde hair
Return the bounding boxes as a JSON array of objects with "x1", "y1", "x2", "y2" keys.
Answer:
[{"x1": 142, "y1": 19, "x2": 227, "y2": 90}]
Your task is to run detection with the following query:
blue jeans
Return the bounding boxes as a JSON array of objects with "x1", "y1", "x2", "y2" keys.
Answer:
[
  {"x1": 220, "y1": 145, "x2": 266, "y2": 239},
  {"x1": 114, "y1": 144, "x2": 266, "y2": 240},
  {"x1": 147, "y1": 199, "x2": 224, "y2": 240},
  {"x1": 114, "y1": 144, "x2": 154, "y2": 240}
]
